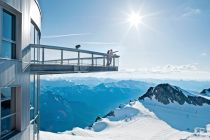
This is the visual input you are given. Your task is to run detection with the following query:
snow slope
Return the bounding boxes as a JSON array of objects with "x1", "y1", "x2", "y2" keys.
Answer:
[
  {"x1": 40, "y1": 101, "x2": 210, "y2": 140},
  {"x1": 139, "y1": 84, "x2": 210, "y2": 131}
]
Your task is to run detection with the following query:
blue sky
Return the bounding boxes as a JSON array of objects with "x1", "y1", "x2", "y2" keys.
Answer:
[{"x1": 39, "y1": 0, "x2": 210, "y2": 80}]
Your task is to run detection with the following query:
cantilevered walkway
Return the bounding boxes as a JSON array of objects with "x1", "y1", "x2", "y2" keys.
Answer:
[{"x1": 23, "y1": 44, "x2": 119, "y2": 74}]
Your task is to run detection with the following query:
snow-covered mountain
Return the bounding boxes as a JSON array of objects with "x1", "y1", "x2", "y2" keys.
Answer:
[
  {"x1": 139, "y1": 84, "x2": 210, "y2": 131},
  {"x1": 40, "y1": 80, "x2": 152, "y2": 132},
  {"x1": 139, "y1": 84, "x2": 210, "y2": 106},
  {"x1": 144, "y1": 79, "x2": 210, "y2": 92},
  {"x1": 40, "y1": 101, "x2": 210, "y2": 140},
  {"x1": 201, "y1": 88, "x2": 210, "y2": 97},
  {"x1": 39, "y1": 80, "x2": 210, "y2": 139}
]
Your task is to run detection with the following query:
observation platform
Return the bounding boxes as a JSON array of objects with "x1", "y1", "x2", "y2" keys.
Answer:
[{"x1": 23, "y1": 44, "x2": 119, "y2": 75}]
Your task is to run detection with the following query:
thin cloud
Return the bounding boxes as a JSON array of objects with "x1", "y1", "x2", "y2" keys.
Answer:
[
  {"x1": 201, "y1": 52, "x2": 207, "y2": 56},
  {"x1": 149, "y1": 64, "x2": 198, "y2": 74},
  {"x1": 182, "y1": 7, "x2": 201, "y2": 17},
  {"x1": 41, "y1": 66, "x2": 210, "y2": 81},
  {"x1": 80, "y1": 42, "x2": 120, "y2": 45},
  {"x1": 42, "y1": 33, "x2": 91, "y2": 39},
  {"x1": 121, "y1": 64, "x2": 198, "y2": 74}
]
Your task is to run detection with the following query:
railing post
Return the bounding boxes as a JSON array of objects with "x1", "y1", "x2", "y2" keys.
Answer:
[
  {"x1": 34, "y1": 47, "x2": 36, "y2": 64},
  {"x1": 113, "y1": 56, "x2": 115, "y2": 67},
  {"x1": 78, "y1": 51, "x2": 80, "y2": 66},
  {"x1": 42, "y1": 47, "x2": 44, "y2": 64},
  {"x1": 37, "y1": 47, "x2": 40, "y2": 64},
  {"x1": 61, "y1": 49, "x2": 63, "y2": 65},
  {"x1": 92, "y1": 53, "x2": 94, "y2": 66},
  {"x1": 103, "y1": 56, "x2": 105, "y2": 66}
]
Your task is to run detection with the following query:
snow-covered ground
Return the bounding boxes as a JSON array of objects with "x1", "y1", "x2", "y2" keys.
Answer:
[
  {"x1": 141, "y1": 99, "x2": 210, "y2": 131},
  {"x1": 40, "y1": 102, "x2": 210, "y2": 140}
]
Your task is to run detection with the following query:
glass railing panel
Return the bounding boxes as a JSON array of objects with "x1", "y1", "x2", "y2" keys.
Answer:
[
  {"x1": 79, "y1": 52, "x2": 92, "y2": 66},
  {"x1": 43, "y1": 48, "x2": 61, "y2": 64},
  {"x1": 92, "y1": 54, "x2": 105, "y2": 66},
  {"x1": 113, "y1": 56, "x2": 119, "y2": 67},
  {"x1": 63, "y1": 50, "x2": 78, "y2": 65}
]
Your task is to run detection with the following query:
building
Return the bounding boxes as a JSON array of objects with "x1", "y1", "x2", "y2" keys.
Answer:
[{"x1": 0, "y1": 0, "x2": 119, "y2": 140}]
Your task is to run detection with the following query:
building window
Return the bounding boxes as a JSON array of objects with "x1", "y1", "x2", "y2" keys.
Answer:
[
  {"x1": 1, "y1": 87, "x2": 16, "y2": 138},
  {"x1": 1, "y1": 10, "x2": 16, "y2": 59},
  {"x1": 30, "y1": 21, "x2": 40, "y2": 63},
  {"x1": 30, "y1": 21, "x2": 40, "y2": 45}
]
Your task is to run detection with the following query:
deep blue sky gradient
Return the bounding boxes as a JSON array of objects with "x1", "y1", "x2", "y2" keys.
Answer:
[{"x1": 38, "y1": 0, "x2": 210, "y2": 79}]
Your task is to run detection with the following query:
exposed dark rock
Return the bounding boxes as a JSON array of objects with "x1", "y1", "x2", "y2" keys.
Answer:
[
  {"x1": 104, "y1": 111, "x2": 115, "y2": 118},
  {"x1": 95, "y1": 116, "x2": 103, "y2": 122},
  {"x1": 201, "y1": 88, "x2": 210, "y2": 94},
  {"x1": 139, "y1": 84, "x2": 210, "y2": 106}
]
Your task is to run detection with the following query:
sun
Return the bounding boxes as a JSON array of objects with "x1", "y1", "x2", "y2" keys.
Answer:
[
  {"x1": 127, "y1": 11, "x2": 142, "y2": 29},
  {"x1": 123, "y1": 9, "x2": 158, "y2": 33}
]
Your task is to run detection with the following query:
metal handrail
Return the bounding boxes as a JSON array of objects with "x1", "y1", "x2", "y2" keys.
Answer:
[
  {"x1": 29, "y1": 44, "x2": 120, "y2": 57},
  {"x1": 29, "y1": 44, "x2": 120, "y2": 67}
]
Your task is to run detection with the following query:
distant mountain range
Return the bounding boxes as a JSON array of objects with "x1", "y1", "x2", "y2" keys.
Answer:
[
  {"x1": 40, "y1": 79, "x2": 151, "y2": 132},
  {"x1": 40, "y1": 92, "x2": 96, "y2": 132}
]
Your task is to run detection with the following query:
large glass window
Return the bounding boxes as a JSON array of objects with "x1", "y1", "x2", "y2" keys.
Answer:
[
  {"x1": 30, "y1": 22, "x2": 40, "y2": 45},
  {"x1": 3, "y1": 11, "x2": 15, "y2": 40},
  {"x1": 1, "y1": 10, "x2": 16, "y2": 59},
  {"x1": 30, "y1": 22, "x2": 40, "y2": 64},
  {"x1": 1, "y1": 87, "x2": 16, "y2": 138},
  {"x1": 30, "y1": 23, "x2": 35, "y2": 44}
]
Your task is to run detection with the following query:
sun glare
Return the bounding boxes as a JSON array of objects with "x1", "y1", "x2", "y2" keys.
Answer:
[{"x1": 127, "y1": 12, "x2": 142, "y2": 29}]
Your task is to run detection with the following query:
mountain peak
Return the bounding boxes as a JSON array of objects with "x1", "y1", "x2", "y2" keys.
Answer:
[
  {"x1": 201, "y1": 88, "x2": 210, "y2": 94},
  {"x1": 153, "y1": 83, "x2": 181, "y2": 94},
  {"x1": 139, "y1": 84, "x2": 210, "y2": 106},
  {"x1": 200, "y1": 88, "x2": 210, "y2": 98}
]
